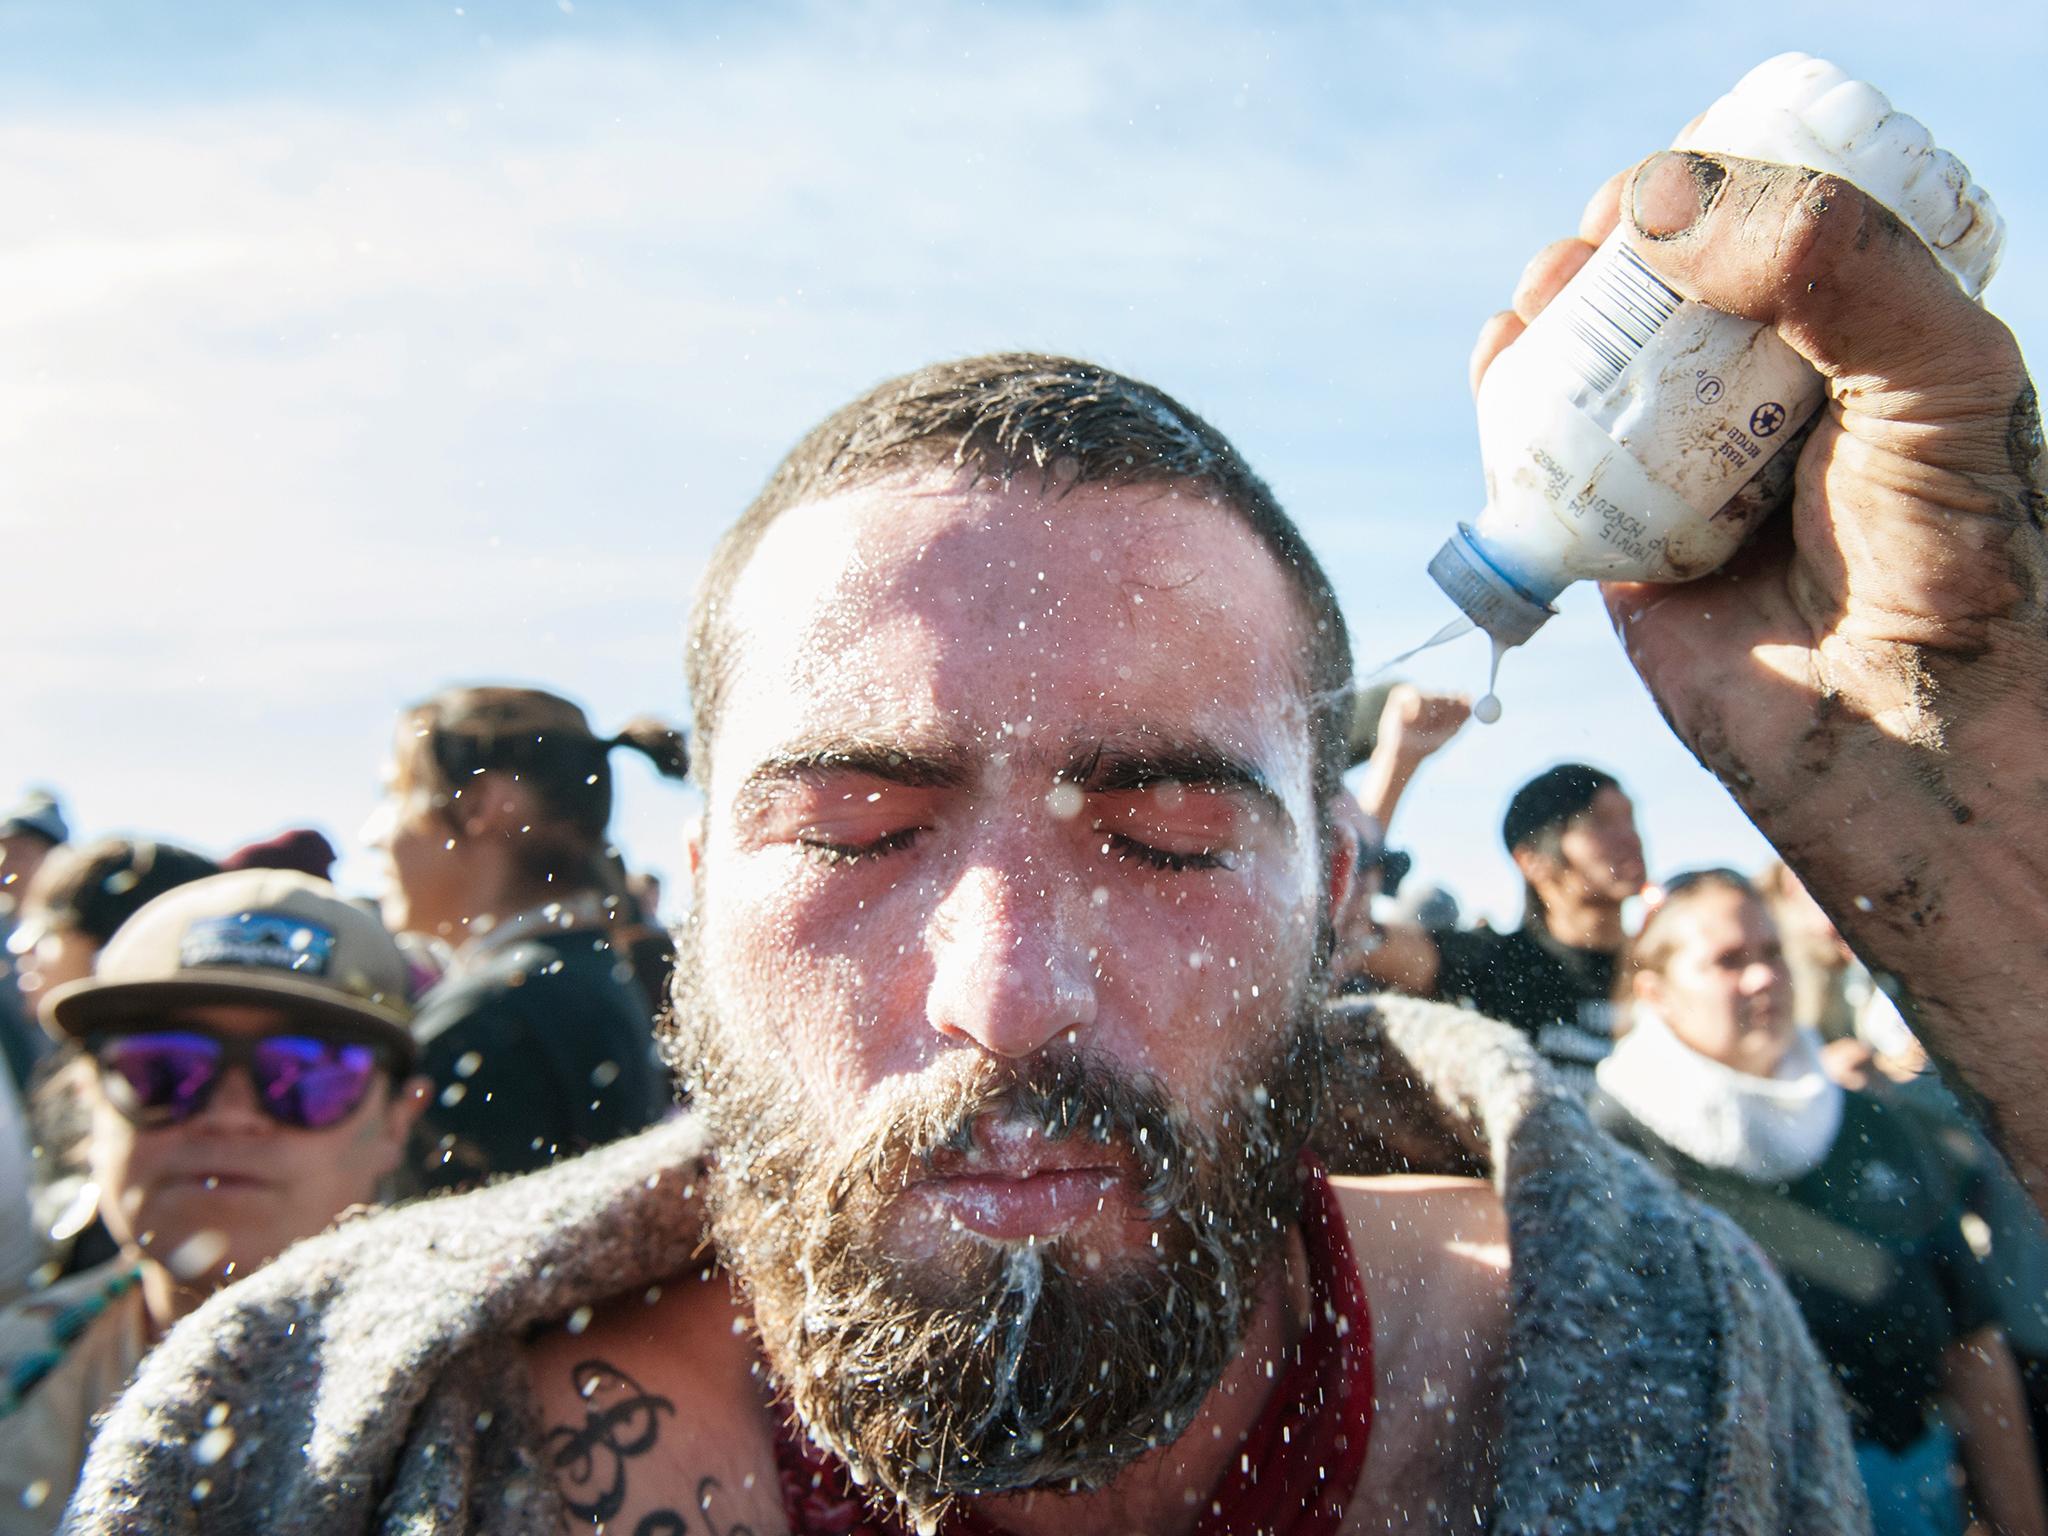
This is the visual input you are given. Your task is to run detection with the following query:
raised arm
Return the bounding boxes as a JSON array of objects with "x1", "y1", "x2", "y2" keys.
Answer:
[{"x1": 1354, "y1": 685, "x2": 1471, "y2": 834}]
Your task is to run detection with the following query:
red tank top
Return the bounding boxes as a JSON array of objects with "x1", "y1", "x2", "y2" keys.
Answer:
[{"x1": 775, "y1": 1154, "x2": 1374, "y2": 1535}]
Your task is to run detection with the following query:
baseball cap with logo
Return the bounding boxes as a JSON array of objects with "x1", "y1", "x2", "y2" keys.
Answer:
[{"x1": 41, "y1": 869, "x2": 415, "y2": 1064}]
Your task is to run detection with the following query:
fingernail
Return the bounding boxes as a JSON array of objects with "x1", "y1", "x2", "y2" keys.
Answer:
[{"x1": 1631, "y1": 151, "x2": 1727, "y2": 239}]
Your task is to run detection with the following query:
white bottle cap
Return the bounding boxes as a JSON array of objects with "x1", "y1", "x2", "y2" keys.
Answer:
[
  {"x1": 1681, "y1": 53, "x2": 2003, "y2": 298},
  {"x1": 1426, "y1": 525, "x2": 1555, "y2": 646}
]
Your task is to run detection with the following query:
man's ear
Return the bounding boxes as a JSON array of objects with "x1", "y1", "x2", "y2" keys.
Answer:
[
  {"x1": 684, "y1": 814, "x2": 705, "y2": 879},
  {"x1": 1323, "y1": 797, "x2": 1361, "y2": 918},
  {"x1": 1509, "y1": 843, "x2": 1550, "y2": 885}
]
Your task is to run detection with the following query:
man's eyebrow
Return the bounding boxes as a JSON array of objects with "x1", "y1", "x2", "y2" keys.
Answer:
[
  {"x1": 732, "y1": 741, "x2": 972, "y2": 812},
  {"x1": 1067, "y1": 740, "x2": 1292, "y2": 826}
]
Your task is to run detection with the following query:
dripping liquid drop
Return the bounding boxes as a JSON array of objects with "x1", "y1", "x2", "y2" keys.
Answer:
[
  {"x1": 1473, "y1": 637, "x2": 1508, "y2": 725},
  {"x1": 1361, "y1": 617, "x2": 1510, "y2": 724}
]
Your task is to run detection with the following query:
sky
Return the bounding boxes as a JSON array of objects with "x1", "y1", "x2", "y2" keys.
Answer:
[{"x1": 3, "y1": 0, "x2": 2043, "y2": 926}]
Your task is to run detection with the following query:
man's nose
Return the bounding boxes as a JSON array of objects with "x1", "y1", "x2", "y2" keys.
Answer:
[{"x1": 925, "y1": 861, "x2": 1098, "y2": 1058}]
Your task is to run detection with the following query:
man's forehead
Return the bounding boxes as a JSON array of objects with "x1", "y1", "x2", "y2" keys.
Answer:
[
  {"x1": 729, "y1": 470, "x2": 1279, "y2": 608},
  {"x1": 713, "y1": 472, "x2": 1314, "y2": 781}
]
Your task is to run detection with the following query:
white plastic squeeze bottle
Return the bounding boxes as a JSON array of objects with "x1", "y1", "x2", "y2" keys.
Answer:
[{"x1": 1428, "y1": 52, "x2": 2005, "y2": 650}]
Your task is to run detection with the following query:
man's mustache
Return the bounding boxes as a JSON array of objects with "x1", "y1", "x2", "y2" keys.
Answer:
[{"x1": 822, "y1": 1049, "x2": 1201, "y2": 1222}]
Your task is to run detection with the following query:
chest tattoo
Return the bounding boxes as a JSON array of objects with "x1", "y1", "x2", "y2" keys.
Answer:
[{"x1": 543, "y1": 1357, "x2": 758, "y2": 1535}]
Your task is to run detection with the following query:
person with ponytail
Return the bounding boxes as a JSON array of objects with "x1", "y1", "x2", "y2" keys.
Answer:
[{"x1": 363, "y1": 685, "x2": 689, "y2": 1188}]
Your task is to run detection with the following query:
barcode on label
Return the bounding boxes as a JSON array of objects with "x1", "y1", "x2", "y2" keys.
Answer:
[{"x1": 1559, "y1": 243, "x2": 1684, "y2": 394}]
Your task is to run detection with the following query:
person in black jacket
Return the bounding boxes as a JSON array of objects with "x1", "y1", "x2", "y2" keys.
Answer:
[
  {"x1": 363, "y1": 684, "x2": 689, "y2": 1188},
  {"x1": 1362, "y1": 763, "x2": 1645, "y2": 1089}
]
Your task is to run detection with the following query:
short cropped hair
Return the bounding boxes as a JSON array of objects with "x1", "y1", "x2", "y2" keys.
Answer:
[
  {"x1": 683, "y1": 354, "x2": 1354, "y2": 821},
  {"x1": 1501, "y1": 763, "x2": 1621, "y2": 858}
]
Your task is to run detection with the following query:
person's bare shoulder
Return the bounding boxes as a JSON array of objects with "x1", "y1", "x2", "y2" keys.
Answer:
[
  {"x1": 1332, "y1": 1176, "x2": 1510, "y2": 1535},
  {"x1": 523, "y1": 1263, "x2": 786, "y2": 1535}
]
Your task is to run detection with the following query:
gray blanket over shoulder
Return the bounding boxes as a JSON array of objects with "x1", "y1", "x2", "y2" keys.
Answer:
[{"x1": 61, "y1": 998, "x2": 1869, "y2": 1534}]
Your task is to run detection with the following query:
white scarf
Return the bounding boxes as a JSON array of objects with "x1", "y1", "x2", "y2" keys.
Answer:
[{"x1": 1596, "y1": 1009, "x2": 1844, "y2": 1184}]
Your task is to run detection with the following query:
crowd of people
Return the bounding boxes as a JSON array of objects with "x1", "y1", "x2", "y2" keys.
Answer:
[
  {"x1": 0, "y1": 686, "x2": 689, "y2": 1531},
  {"x1": 1337, "y1": 709, "x2": 2048, "y2": 1534},
  {"x1": 0, "y1": 141, "x2": 2042, "y2": 1535}
]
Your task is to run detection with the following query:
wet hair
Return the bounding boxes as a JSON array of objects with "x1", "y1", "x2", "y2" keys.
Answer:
[
  {"x1": 401, "y1": 686, "x2": 689, "y2": 893},
  {"x1": 24, "y1": 838, "x2": 220, "y2": 947},
  {"x1": 1615, "y1": 866, "x2": 1758, "y2": 1003},
  {"x1": 682, "y1": 353, "x2": 1355, "y2": 824}
]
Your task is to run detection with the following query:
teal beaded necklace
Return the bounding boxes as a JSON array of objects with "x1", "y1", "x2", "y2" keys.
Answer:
[{"x1": 0, "y1": 1266, "x2": 143, "y2": 1419}]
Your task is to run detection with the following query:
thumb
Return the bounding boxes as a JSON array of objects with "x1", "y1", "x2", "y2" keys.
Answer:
[{"x1": 1620, "y1": 150, "x2": 2022, "y2": 404}]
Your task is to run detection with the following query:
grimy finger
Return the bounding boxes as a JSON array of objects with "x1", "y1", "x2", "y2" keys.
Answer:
[
  {"x1": 1578, "y1": 167, "x2": 1628, "y2": 246},
  {"x1": 1469, "y1": 310, "x2": 1524, "y2": 398},
  {"x1": 1619, "y1": 150, "x2": 2024, "y2": 401},
  {"x1": 1511, "y1": 238, "x2": 1596, "y2": 323}
]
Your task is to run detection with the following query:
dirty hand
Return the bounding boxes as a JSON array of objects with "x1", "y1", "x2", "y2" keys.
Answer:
[
  {"x1": 1376, "y1": 685, "x2": 1472, "y2": 768},
  {"x1": 1473, "y1": 149, "x2": 2044, "y2": 770},
  {"x1": 1473, "y1": 147, "x2": 2048, "y2": 1203}
]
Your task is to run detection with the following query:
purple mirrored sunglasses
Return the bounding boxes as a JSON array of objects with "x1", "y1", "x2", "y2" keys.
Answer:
[{"x1": 88, "y1": 1029, "x2": 392, "y2": 1130}]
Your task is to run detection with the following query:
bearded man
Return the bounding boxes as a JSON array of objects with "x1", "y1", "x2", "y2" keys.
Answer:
[
  {"x1": 67, "y1": 141, "x2": 2048, "y2": 1533},
  {"x1": 57, "y1": 348, "x2": 1855, "y2": 1536},
  {"x1": 59, "y1": 345, "x2": 1863, "y2": 1533}
]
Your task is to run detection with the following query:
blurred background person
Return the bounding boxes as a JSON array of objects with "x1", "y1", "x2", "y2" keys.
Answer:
[
  {"x1": 1387, "y1": 879, "x2": 1460, "y2": 936},
  {"x1": 1594, "y1": 869, "x2": 2045, "y2": 1536},
  {"x1": 1364, "y1": 762, "x2": 1646, "y2": 1090},
  {"x1": 0, "y1": 1065, "x2": 31, "y2": 1303},
  {"x1": 219, "y1": 827, "x2": 338, "y2": 882},
  {"x1": 1327, "y1": 683, "x2": 1469, "y2": 991},
  {"x1": 1756, "y1": 858, "x2": 1863, "y2": 1044},
  {"x1": 0, "y1": 870, "x2": 426, "y2": 1533},
  {"x1": 362, "y1": 684, "x2": 687, "y2": 1188},
  {"x1": 0, "y1": 795, "x2": 70, "y2": 1102},
  {"x1": 7, "y1": 841, "x2": 222, "y2": 1012},
  {"x1": 596, "y1": 852, "x2": 678, "y2": 1033},
  {"x1": 0, "y1": 795, "x2": 68, "y2": 930},
  {"x1": 4, "y1": 839, "x2": 223, "y2": 1284}
]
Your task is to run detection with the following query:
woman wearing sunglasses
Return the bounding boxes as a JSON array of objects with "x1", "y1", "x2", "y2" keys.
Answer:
[{"x1": 0, "y1": 869, "x2": 427, "y2": 1534}]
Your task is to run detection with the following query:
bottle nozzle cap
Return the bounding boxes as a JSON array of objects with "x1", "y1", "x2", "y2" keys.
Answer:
[{"x1": 1427, "y1": 525, "x2": 1554, "y2": 648}]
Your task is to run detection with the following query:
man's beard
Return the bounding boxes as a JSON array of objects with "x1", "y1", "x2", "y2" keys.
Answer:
[{"x1": 663, "y1": 922, "x2": 1328, "y2": 1531}]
